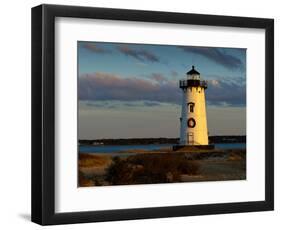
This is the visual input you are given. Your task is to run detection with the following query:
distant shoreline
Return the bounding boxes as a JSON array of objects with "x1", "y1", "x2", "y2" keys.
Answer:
[{"x1": 79, "y1": 135, "x2": 246, "y2": 146}]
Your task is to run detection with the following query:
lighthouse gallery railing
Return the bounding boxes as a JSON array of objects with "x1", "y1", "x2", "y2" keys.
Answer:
[{"x1": 179, "y1": 79, "x2": 208, "y2": 89}]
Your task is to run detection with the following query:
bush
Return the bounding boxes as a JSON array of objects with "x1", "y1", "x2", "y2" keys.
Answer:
[
  {"x1": 106, "y1": 154, "x2": 199, "y2": 185},
  {"x1": 78, "y1": 170, "x2": 94, "y2": 187}
]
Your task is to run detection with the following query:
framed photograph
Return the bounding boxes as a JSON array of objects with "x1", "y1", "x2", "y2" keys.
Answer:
[{"x1": 31, "y1": 4, "x2": 274, "y2": 225}]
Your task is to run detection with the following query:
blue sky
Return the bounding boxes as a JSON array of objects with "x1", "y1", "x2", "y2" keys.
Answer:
[{"x1": 78, "y1": 41, "x2": 246, "y2": 139}]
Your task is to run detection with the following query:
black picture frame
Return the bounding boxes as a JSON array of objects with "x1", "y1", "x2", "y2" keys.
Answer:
[{"x1": 31, "y1": 4, "x2": 274, "y2": 225}]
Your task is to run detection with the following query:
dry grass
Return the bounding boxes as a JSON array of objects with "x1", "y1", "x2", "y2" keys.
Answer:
[
  {"x1": 79, "y1": 153, "x2": 111, "y2": 167},
  {"x1": 78, "y1": 170, "x2": 95, "y2": 187},
  {"x1": 78, "y1": 149, "x2": 246, "y2": 187}
]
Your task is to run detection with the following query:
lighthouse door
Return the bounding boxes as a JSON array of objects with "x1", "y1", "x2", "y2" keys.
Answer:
[{"x1": 187, "y1": 132, "x2": 194, "y2": 145}]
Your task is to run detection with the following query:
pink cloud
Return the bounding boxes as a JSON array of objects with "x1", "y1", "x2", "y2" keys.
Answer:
[{"x1": 79, "y1": 72, "x2": 180, "y2": 103}]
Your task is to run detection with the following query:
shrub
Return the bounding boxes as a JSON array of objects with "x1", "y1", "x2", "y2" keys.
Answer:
[
  {"x1": 106, "y1": 154, "x2": 199, "y2": 185},
  {"x1": 78, "y1": 170, "x2": 94, "y2": 187}
]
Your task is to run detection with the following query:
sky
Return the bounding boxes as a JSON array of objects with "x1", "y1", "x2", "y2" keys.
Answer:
[{"x1": 78, "y1": 41, "x2": 246, "y2": 139}]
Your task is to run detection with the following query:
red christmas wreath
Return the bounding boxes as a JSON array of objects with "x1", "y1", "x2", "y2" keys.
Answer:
[{"x1": 187, "y1": 118, "x2": 196, "y2": 128}]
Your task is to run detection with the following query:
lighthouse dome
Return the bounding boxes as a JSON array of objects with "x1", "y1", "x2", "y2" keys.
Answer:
[
  {"x1": 187, "y1": 65, "x2": 200, "y2": 75},
  {"x1": 187, "y1": 66, "x2": 200, "y2": 80}
]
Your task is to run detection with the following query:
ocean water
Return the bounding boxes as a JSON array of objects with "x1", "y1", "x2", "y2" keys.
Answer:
[
  {"x1": 215, "y1": 143, "x2": 246, "y2": 149},
  {"x1": 79, "y1": 143, "x2": 246, "y2": 154}
]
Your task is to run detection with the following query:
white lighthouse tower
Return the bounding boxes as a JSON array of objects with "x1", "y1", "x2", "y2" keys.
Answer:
[{"x1": 177, "y1": 66, "x2": 212, "y2": 149}]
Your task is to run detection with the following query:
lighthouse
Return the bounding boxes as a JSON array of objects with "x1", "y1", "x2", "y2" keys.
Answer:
[{"x1": 176, "y1": 66, "x2": 212, "y2": 149}]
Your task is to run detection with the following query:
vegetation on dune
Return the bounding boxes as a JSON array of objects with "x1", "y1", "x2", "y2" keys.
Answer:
[
  {"x1": 106, "y1": 154, "x2": 199, "y2": 185},
  {"x1": 79, "y1": 153, "x2": 111, "y2": 167},
  {"x1": 78, "y1": 170, "x2": 94, "y2": 187},
  {"x1": 78, "y1": 149, "x2": 246, "y2": 186}
]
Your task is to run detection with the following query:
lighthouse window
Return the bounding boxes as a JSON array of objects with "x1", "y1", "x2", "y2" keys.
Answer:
[
  {"x1": 188, "y1": 102, "x2": 195, "y2": 113},
  {"x1": 190, "y1": 104, "x2": 194, "y2": 112}
]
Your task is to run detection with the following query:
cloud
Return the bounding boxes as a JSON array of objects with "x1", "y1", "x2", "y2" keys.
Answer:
[
  {"x1": 81, "y1": 100, "x2": 164, "y2": 109},
  {"x1": 179, "y1": 46, "x2": 244, "y2": 70},
  {"x1": 207, "y1": 79, "x2": 246, "y2": 106},
  {"x1": 82, "y1": 43, "x2": 111, "y2": 54},
  {"x1": 149, "y1": 73, "x2": 167, "y2": 83},
  {"x1": 206, "y1": 74, "x2": 246, "y2": 86},
  {"x1": 143, "y1": 101, "x2": 162, "y2": 107},
  {"x1": 79, "y1": 72, "x2": 179, "y2": 103},
  {"x1": 79, "y1": 72, "x2": 245, "y2": 106},
  {"x1": 208, "y1": 79, "x2": 221, "y2": 87},
  {"x1": 83, "y1": 101, "x2": 117, "y2": 109},
  {"x1": 171, "y1": 70, "x2": 179, "y2": 78},
  {"x1": 135, "y1": 62, "x2": 148, "y2": 67},
  {"x1": 117, "y1": 45, "x2": 160, "y2": 63}
]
